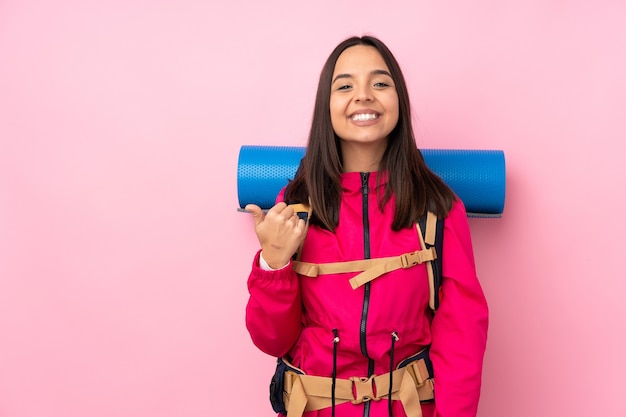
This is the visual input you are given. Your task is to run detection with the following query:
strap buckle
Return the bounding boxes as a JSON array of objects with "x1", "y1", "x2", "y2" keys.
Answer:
[
  {"x1": 349, "y1": 375, "x2": 380, "y2": 404},
  {"x1": 400, "y1": 251, "x2": 420, "y2": 268}
]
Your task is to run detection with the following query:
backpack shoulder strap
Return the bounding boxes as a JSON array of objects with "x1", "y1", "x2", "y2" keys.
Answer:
[
  {"x1": 289, "y1": 200, "x2": 443, "y2": 312},
  {"x1": 418, "y1": 212, "x2": 444, "y2": 311},
  {"x1": 283, "y1": 168, "x2": 310, "y2": 223},
  {"x1": 287, "y1": 201, "x2": 311, "y2": 262},
  {"x1": 283, "y1": 169, "x2": 312, "y2": 261}
]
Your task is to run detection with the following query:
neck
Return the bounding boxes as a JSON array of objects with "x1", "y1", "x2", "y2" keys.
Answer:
[{"x1": 340, "y1": 141, "x2": 387, "y2": 172}]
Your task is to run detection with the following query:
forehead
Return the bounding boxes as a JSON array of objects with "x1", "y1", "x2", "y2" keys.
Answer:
[{"x1": 332, "y1": 45, "x2": 390, "y2": 75}]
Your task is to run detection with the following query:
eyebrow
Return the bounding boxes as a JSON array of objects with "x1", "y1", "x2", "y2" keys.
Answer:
[{"x1": 332, "y1": 69, "x2": 392, "y2": 84}]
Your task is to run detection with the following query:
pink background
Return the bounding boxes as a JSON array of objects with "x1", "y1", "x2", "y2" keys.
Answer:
[{"x1": 1, "y1": 1, "x2": 625, "y2": 416}]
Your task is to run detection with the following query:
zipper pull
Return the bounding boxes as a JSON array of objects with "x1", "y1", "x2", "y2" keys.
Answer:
[{"x1": 361, "y1": 172, "x2": 369, "y2": 196}]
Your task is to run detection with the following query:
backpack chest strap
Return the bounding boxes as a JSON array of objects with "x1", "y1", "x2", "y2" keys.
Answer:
[{"x1": 292, "y1": 247, "x2": 437, "y2": 290}]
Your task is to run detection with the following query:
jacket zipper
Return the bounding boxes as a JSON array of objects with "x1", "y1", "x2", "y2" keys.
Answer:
[{"x1": 359, "y1": 172, "x2": 374, "y2": 417}]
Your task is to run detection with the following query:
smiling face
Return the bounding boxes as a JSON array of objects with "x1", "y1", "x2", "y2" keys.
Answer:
[{"x1": 329, "y1": 45, "x2": 400, "y2": 159}]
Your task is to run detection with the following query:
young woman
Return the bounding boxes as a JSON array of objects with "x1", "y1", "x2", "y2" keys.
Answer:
[{"x1": 245, "y1": 36, "x2": 488, "y2": 417}]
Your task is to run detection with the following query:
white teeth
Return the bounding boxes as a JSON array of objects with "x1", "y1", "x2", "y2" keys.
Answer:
[{"x1": 351, "y1": 113, "x2": 378, "y2": 121}]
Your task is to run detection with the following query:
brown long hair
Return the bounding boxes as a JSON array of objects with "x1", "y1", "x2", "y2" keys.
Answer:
[{"x1": 285, "y1": 35, "x2": 456, "y2": 232}]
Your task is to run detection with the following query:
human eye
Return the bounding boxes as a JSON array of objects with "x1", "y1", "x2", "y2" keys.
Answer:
[
  {"x1": 373, "y1": 77, "x2": 394, "y2": 88},
  {"x1": 336, "y1": 84, "x2": 352, "y2": 91},
  {"x1": 372, "y1": 72, "x2": 394, "y2": 88}
]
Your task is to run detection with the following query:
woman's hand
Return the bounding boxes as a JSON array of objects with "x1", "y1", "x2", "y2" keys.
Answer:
[{"x1": 245, "y1": 202, "x2": 307, "y2": 269}]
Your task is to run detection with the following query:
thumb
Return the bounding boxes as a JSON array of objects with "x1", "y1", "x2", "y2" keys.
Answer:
[{"x1": 245, "y1": 204, "x2": 265, "y2": 226}]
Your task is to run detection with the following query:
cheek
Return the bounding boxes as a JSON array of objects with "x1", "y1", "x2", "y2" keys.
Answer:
[
  {"x1": 387, "y1": 97, "x2": 400, "y2": 125},
  {"x1": 329, "y1": 99, "x2": 345, "y2": 127},
  {"x1": 391, "y1": 106, "x2": 400, "y2": 126},
  {"x1": 329, "y1": 97, "x2": 343, "y2": 117}
]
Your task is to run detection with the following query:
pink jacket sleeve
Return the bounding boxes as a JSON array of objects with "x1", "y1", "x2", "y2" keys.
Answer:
[
  {"x1": 245, "y1": 251, "x2": 303, "y2": 357},
  {"x1": 430, "y1": 200, "x2": 489, "y2": 417}
]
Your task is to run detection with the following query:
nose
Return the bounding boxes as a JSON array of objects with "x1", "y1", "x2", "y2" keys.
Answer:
[{"x1": 354, "y1": 85, "x2": 373, "y2": 102}]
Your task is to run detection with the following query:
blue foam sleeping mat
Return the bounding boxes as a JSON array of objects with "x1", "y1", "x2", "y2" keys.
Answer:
[{"x1": 237, "y1": 145, "x2": 505, "y2": 218}]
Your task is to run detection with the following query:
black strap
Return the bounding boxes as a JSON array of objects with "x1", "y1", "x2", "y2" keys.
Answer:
[{"x1": 419, "y1": 214, "x2": 444, "y2": 311}]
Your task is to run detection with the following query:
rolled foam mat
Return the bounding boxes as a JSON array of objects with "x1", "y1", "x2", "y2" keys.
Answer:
[{"x1": 237, "y1": 145, "x2": 506, "y2": 217}]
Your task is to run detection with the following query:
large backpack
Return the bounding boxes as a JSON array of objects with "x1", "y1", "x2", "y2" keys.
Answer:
[{"x1": 268, "y1": 202, "x2": 444, "y2": 416}]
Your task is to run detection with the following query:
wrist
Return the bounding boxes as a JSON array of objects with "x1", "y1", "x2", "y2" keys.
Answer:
[{"x1": 259, "y1": 252, "x2": 290, "y2": 271}]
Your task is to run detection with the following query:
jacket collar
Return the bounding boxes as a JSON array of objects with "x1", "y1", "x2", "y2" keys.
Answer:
[{"x1": 340, "y1": 171, "x2": 388, "y2": 193}]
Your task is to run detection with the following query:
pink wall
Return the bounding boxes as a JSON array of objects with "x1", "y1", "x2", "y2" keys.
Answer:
[{"x1": 1, "y1": 1, "x2": 625, "y2": 416}]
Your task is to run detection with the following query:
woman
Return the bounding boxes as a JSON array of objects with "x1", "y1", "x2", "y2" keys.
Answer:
[{"x1": 245, "y1": 36, "x2": 488, "y2": 417}]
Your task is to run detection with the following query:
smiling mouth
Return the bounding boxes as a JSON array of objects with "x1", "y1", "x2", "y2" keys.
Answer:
[{"x1": 350, "y1": 113, "x2": 379, "y2": 121}]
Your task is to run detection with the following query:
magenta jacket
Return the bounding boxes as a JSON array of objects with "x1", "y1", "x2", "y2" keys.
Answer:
[{"x1": 246, "y1": 172, "x2": 489, "y2": 417}]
